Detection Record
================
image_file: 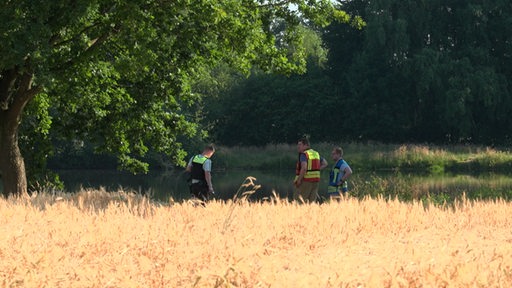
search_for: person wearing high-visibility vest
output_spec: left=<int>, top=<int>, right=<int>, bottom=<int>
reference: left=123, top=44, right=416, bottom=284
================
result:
left=327, top=146, right=352, bottom=199
left=185, top=144, right=215, bottom=202
left=293, top=137, right=328, bottom=203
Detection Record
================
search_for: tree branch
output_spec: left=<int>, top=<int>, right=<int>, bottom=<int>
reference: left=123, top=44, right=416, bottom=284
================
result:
left=12, top=75, right=40, bottom=111
left=51, top=25, right=116, bottom=72
left=50, top=3, right=118, bottom=47
left=0, top=68, right=18, bottom=111
left=257, top=0, right=294, bottom=8
left=7, top=58, right=42, bottom=125
left=50, top=22, right=103, bottom=47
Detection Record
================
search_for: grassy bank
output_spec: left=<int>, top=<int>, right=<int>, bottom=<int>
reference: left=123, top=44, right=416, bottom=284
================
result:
left=213, top=142, right=512, bottom=173
left=2, top=189, right=511, bottom=287
left=346, top=173, right=512, bottom=204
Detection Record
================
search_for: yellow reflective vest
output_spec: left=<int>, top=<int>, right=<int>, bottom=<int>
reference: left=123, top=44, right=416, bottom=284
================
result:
left=295, top=149, right=321, bottom=182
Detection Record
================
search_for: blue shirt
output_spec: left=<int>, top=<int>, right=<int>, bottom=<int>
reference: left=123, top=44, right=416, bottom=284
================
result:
left=332, top=159, right=350, bottom=184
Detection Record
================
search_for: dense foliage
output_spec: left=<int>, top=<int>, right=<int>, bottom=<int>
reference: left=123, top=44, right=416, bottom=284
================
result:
left=207, top=0, right=512, bottom=146
left=3, top=0, right=512, bottom=195
left=0, top=0, right=344, bottom=195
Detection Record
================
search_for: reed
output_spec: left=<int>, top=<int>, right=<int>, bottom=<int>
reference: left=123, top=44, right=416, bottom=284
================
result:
left=222, top=176, right=260, bottom=234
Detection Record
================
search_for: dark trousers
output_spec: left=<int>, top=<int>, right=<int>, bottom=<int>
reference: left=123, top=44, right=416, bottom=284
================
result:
left=189, top=182, right=209, bottom=201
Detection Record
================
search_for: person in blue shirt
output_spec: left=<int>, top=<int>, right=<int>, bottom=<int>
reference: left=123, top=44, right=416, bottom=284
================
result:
left=327, top=146, right=352, bottom=199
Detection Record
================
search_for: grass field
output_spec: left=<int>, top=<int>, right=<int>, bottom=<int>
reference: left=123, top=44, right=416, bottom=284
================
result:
left=214, top=142, right=512, bottom=173
left=1, top=185, right=511, bottom=288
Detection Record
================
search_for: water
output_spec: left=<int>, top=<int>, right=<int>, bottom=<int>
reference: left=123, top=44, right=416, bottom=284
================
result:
left=54, top=169, right=298, bottom=201
left=53, top=169, right=512, bottom=202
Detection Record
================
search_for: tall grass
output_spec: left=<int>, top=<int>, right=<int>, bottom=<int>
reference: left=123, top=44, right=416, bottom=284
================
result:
left=214, top=142, right=512, bottom=172
left=1, top=186, right=511, bottom=287
left=346, top=173, right=512, bottom=204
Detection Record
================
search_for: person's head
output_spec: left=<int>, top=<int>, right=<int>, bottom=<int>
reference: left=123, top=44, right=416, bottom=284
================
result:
left=331, top=146, right=343, bottom=161
left=202, top=144, right=215, bottom=158
left=297, top=137, right=310, bottom=153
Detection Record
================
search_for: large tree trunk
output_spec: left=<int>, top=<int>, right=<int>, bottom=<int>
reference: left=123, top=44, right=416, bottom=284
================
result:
left=0, top=114, right=27, bottom=197
left=0, top=67, right=40, bottom=197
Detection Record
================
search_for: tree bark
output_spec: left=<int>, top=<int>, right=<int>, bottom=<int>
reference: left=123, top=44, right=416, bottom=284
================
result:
left=0, top=113, right=27, bottom=197
left=0, top=67, right=40, bottom=197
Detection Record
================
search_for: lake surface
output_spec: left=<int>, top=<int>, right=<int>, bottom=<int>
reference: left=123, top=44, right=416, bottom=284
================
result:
left=52, top=169, right=512, bottom=202
left=54, top=169, right=298, bottom=201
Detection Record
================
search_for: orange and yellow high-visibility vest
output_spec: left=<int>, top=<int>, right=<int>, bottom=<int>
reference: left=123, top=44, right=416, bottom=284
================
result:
left=295, top=149, right=321, bottom=182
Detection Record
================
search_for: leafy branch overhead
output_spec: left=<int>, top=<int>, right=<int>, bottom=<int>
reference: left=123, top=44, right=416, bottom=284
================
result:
left=0, top=0, right=347, bottom=196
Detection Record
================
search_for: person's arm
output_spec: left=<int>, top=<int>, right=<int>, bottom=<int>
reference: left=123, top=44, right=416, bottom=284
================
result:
left=294, top=161, right=308, bottom=187
left=339, top=166, right=352, bottom=184
left=205, top=171, right=214, bottom=192
left=203, top=159, right=214, bottom=192
left=320, top=157, right=328, bottom=170
left=185, top=157, right=193, bottom=172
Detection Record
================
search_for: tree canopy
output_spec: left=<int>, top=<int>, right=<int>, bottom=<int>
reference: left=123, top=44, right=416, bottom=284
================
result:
left=206, top=0, right=512, bottom=147
left=0, top=0, right=345, bottom=196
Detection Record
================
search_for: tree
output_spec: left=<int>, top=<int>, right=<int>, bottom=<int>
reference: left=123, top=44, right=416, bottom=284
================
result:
left=204, top=26, right=337, bottom=145
left=0, top=0, right=345, bottom=196
left=322, top=0, right=512, bottom=144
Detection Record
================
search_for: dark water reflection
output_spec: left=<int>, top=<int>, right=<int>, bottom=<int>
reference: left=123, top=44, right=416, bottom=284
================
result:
left=55, top=169, right=297, bottom=202
left=54, top=169, right=512, bottom=202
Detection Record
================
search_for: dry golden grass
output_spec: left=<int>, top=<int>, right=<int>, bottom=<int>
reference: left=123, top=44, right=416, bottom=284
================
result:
left=1, top=189, right=511, bottom=287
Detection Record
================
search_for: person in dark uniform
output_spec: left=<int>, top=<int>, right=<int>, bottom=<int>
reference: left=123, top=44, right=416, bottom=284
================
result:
left=185, top=144, right=215, bottom=201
